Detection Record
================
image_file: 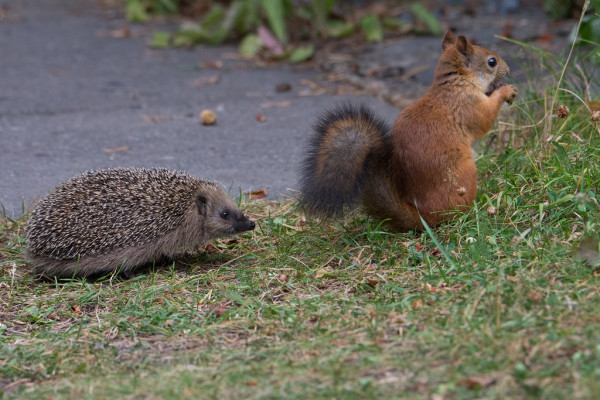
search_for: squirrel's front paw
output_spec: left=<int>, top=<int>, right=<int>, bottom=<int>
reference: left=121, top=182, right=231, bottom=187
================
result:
left=500, top=84, right=518, bottom=105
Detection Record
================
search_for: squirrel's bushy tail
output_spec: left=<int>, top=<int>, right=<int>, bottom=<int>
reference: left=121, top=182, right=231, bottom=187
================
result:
left=299, top=103, right=392, bottom=216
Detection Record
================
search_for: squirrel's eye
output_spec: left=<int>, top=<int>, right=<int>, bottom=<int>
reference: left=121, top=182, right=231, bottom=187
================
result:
left=488, top=58, right=497, bottom=67
left=220, top=211, right=229, bottom=219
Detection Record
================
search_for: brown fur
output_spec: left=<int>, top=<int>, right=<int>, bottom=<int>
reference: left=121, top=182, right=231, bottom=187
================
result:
left=300, top=31, right=517, bottom=230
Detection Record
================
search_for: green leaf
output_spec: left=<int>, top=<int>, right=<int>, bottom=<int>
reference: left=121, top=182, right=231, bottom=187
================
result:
left=202, top=4, right=225, bottom=29
left=238, top=0, right=261, bottom=32
left=239, top=33, right=262, bottom=57
left=327, top=20, right=355, bottom=39
left=311, top=0, right=335, bottom=36
left=126, top=0, right=149, bottom=23
left=382, top=17, right=411, bottom=31
left=360, top=14, right=383, bottom=42
left=153, top=0, right=178, bottom=14
left=177, top=22, right=208, bottom=42
left=419, top=215, right=458, bottom=282
left=262, top=0, right=288, bottom=45
left=289, top=45, right=314, bottom=63
left=210, top=1, right=244, bottom=44
left=149, top=31, right=171, bottom=48
left=172, top=34, right=194, bottom=47
left=410, top=3, right=442, bottom=35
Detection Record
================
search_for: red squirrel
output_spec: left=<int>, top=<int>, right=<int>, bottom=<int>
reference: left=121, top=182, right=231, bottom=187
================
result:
left=300, top=30, right=518, bottom=230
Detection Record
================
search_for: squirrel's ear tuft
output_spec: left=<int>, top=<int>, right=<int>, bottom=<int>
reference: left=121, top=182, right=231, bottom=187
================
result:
left=442, top=30, right=457, bottom=50
left=455, top=35, right=474, bottom=59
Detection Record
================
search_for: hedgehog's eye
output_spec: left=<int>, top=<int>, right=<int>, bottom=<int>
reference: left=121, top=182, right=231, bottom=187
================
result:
left=220, top=211, right=229, bottom=219
left=488, top=57, right=497, bottom=68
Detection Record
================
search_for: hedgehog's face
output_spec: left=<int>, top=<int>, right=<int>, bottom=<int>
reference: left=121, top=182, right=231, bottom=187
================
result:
left=196, top=192, right=255, bottom=237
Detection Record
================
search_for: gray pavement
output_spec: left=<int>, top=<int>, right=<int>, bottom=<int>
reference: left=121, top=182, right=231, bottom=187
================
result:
left=0, top=0, right=400, bottom=217
left=0, top=0, right=567, bottom=218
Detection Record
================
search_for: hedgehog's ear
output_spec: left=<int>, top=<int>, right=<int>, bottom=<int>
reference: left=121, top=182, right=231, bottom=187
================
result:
left=196, top=194, right=208, bottom=215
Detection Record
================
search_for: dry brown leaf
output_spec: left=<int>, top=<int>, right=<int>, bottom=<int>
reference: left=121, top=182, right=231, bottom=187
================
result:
left=104, top=145, right=130, bottom=153
left=366, top=277, right=379, bottom=287
left=110, top=25, right=131, bottom=38
left=458, top=374, right=497, bottom=390
left=315, top=268, right=328, bottom=279
left=142, top=115, right=170, bottom=124
left=275, top=83, right=292, bottom=92
left=556, top=105, right=569, bottom=118
left=201, top=60, right=223, bottom=69
left=260, top=100, right=291, bottom=108
left=247, top=189, right=267, bottom=199
left=191, top=75, right=221, bottom=89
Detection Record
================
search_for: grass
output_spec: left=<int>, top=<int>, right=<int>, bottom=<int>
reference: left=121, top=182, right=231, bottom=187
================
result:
left=3, top=27, right=600, bottom=400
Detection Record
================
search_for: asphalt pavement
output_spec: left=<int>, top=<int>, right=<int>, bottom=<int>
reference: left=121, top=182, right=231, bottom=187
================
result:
left=0, top=0, right=565, bottom=218
left=0, top=0, right=400, bottom=217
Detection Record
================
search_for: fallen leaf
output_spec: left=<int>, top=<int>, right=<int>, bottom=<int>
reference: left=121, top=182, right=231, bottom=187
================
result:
left=244, top=380, right=258, bottom=387
left=142, top=115, right=170, bottom=124
left=104, top=146, right=130, bottom=153
left=72, top=305, right=82, bottom=315
left=275, top=83, right=292, bottom=92
left=366, top=277, right=379, bottom=287
left=110, top=25, right=131, bottom=38
left=527, top=291, right=543, bottom=304
left=202, top=60, right=223, bottom=69
left=260, top=100, right=291, bottom=108
left=215, top=306, right=229, bottom=317
left=315, top=268, right=328, bottom=278
left=536, top=33, right=553, bottom=42
left=256, top=114, right=267, bottom=122
left=459, top=374, right=497, bottom=390
left=501, top=21, right=514, bottom=38
left=247, top=189, right=267, bottom=199
left=412, top=300, right=423, bottom=309
left=587, top=100, right=600, bottom=112
left=191, top=75, right=221, bottom=89
left=556, top=105, right=569, bottom=118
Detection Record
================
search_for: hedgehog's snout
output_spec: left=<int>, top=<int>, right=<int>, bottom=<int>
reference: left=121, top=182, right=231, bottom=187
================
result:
left=237, top=217, right=255, bottom=232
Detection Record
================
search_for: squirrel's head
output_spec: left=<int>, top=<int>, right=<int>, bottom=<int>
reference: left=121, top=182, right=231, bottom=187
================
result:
left=439, top=30, right=510, bottom=97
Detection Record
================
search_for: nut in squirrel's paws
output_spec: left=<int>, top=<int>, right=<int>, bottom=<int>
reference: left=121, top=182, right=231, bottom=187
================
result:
left=501, top=84, right=518, bottom=105
left=485, top=80, right=506, bottom=96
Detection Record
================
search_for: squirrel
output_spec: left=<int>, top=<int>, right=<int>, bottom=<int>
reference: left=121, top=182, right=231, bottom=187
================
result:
left=299, top=30, right=518, bottom=230
left=26, top=168, right=255, bottom=279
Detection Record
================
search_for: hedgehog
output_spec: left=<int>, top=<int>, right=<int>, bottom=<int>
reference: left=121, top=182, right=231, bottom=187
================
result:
left=25, top=167, right=255, bottom=279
